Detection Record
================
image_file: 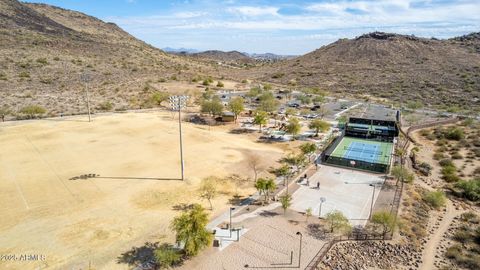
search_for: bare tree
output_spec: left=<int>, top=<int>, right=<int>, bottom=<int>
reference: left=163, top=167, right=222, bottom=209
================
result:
left=247, top=153, right=263, bottom=182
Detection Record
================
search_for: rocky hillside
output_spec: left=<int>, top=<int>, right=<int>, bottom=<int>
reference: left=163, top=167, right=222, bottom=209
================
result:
left=0, top=0, right=213, bottom=117
left=237, top=32, right=480, bottom=111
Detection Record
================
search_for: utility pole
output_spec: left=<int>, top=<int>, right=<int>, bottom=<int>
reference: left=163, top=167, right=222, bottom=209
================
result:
left=80, top=73, right=92, bottom=122
left=369, top=183, right=376, bottom=219
left=169, top=95, right=188, bottom=180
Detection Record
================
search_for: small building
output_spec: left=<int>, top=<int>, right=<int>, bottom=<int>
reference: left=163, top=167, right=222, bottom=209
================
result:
left=221, top=112, right=235, bottom=122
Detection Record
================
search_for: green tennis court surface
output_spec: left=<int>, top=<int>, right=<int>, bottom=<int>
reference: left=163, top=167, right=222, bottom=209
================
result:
left=331, top=137, right=393, bottom=165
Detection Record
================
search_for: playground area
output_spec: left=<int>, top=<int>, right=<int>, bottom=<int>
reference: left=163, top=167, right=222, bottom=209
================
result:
left=0, top=111, right=283, bottom=270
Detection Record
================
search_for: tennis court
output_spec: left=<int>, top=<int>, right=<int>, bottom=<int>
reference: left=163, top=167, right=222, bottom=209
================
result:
left=331, top=137, right=393, bottom=165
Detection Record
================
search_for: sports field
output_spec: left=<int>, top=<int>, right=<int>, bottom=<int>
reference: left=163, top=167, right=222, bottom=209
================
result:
left=331, top=137, right=393, bottom=165
left=0, top=111, right=283, bottom=270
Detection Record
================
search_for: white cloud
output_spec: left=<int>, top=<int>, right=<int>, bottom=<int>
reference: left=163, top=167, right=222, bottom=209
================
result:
left=172, top=11, right=208, bottom=18
left=227, top=6, right=279, bottom=16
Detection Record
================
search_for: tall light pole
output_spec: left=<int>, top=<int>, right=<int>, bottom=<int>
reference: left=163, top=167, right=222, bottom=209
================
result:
left=229, top=207, right=235, bottom=238
left=169, top=95, right=188, bottom=180
left=296, top=232, right=302, bottom=268
left=319, top=197, right=326, bottom=218
left=80, top=72, right=92, bottom=122
left=369, top=183, right=376, bottom=219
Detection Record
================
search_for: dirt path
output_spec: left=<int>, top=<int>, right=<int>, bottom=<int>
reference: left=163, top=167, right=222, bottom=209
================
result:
left=419, top=199, right=456, bottom=270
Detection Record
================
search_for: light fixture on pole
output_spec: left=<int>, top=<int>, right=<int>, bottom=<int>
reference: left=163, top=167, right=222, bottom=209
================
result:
left=229, top=207, right=235, bottom=239
left=296, top=232, right=302, bottom=267
left=319, top=197, right=326, bottom=218
left=80, top=72, right=92, bottom=122
left=369, top=183, right=376, bottom=219
left=169, top=95, right=188, bottom=180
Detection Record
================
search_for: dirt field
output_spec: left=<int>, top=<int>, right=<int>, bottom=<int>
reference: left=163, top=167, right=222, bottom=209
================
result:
left=0, top=111, right=284, bottom=270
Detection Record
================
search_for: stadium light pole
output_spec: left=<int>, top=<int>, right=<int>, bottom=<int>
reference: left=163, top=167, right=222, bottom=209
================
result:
left=169, top=95, right=188, bottom=180
left=80, top=72, right=92, bottom=122
left=369, top=183, right=376, bottom=219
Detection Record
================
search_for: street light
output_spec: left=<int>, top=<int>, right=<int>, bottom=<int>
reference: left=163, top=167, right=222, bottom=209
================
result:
left=229, top=207, right=235, bottom=238
left=319, top=197, right=326, bottom=218
left=369, top=183, right=376, bottom=219
left=296, top=232, right=302, bottom=268
left=169, top=95, right=188, bottom=180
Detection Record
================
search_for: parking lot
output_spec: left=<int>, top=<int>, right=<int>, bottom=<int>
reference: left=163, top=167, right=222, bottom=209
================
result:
left=290, top=165, right=386, bottom=226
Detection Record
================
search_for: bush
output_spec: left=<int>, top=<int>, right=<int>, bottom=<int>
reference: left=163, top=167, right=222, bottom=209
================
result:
left=439, top=159, right=454, bottom=167
left=19, top=105, right=46, bottom=119
left=97, top=101, right=113, bottom=111
left=445, top=127, right=465, bottom=141
left=452, top=153, right=463, bottom=159
left=18, top=71, right=30, bottom=78
left=423, top=190, right=446, bottom=209
left=216, top=81, right=224, bottom=87
left=455, top=179, right=480, bottom=201
left=154, top=243, right=183, bottom=268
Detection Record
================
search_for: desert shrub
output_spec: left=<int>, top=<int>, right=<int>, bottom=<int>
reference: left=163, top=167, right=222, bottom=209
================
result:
left=36, top=57, right=48, bottom=65
left=216, top=81, right=224, bottom=87
left=423, top=190, right=446, bottom=209
left=445, top=127, right=465, bottom=141
left=441, top=165, right=457, bottom=175
left=444, top=173, right=461, bottom=183
left=18, top=71, right=30, bottom=78
left=97, top=101, right=113, bottom=111
left=19, top=105, right=46, bottom=119
left=154, top=243, right=183, bottom=268
left=433, top=152, right=445, bottom=160
left=455, top=178, right=480, bottom=201
left=452, top=153, right=463, bottom=159
left=473, top=148, right=480, bottom=157
left=445, top=244, right=463, bottom=259
left=439, top=159, right=454, bottom=167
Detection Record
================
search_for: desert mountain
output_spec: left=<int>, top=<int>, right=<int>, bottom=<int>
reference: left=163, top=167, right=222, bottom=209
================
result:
left=190, top=50, right=254, bottom=64
left=0, top=0, right=213, bottom=116
left=236, top=32, right=480, bottom=111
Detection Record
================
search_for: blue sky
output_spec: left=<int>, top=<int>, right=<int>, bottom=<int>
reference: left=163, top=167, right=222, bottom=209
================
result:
left=24, top=0, right=480, bottom=55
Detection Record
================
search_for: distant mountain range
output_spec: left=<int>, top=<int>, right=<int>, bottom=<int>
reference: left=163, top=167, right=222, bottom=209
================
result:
left=163, top=47, right=296, bottom=62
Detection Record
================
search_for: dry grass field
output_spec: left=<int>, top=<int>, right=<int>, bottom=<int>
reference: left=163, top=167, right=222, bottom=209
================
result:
left=0, top=111, right=283, bottom=270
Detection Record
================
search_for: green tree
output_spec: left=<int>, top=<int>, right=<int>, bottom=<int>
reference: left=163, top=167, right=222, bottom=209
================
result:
left=150, top=91, right=170, bottom=106
left=199, top=177, right=217, bottom=210
left=309, top=119, right=330, bottom=136
left=258, top=92, right=280, bottom=113
left=279, top=194, right=292, bottom=215
left=201, top=97, right=223, bottom=116
left=154, top=243, right=183, bottom=269
left=227, top=97, right=244, bottom=122
left=391, top=165, right=414, bottom=183
left=286, top=117, right=301, bottom=139
left=300, top=142, right=317, bottom=156
left=170, top=204, right=213, bottom=257
left=19, top=105, right=46, bottom=119
left=253, top=111, right=268, bottom=132
left=255, top=178, right=276, bottom=204
left=281, top=153, right=307, bottom=168
left=371, top=211, right=396, bottom=237
left=325, top=210, right=351, bottom=233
